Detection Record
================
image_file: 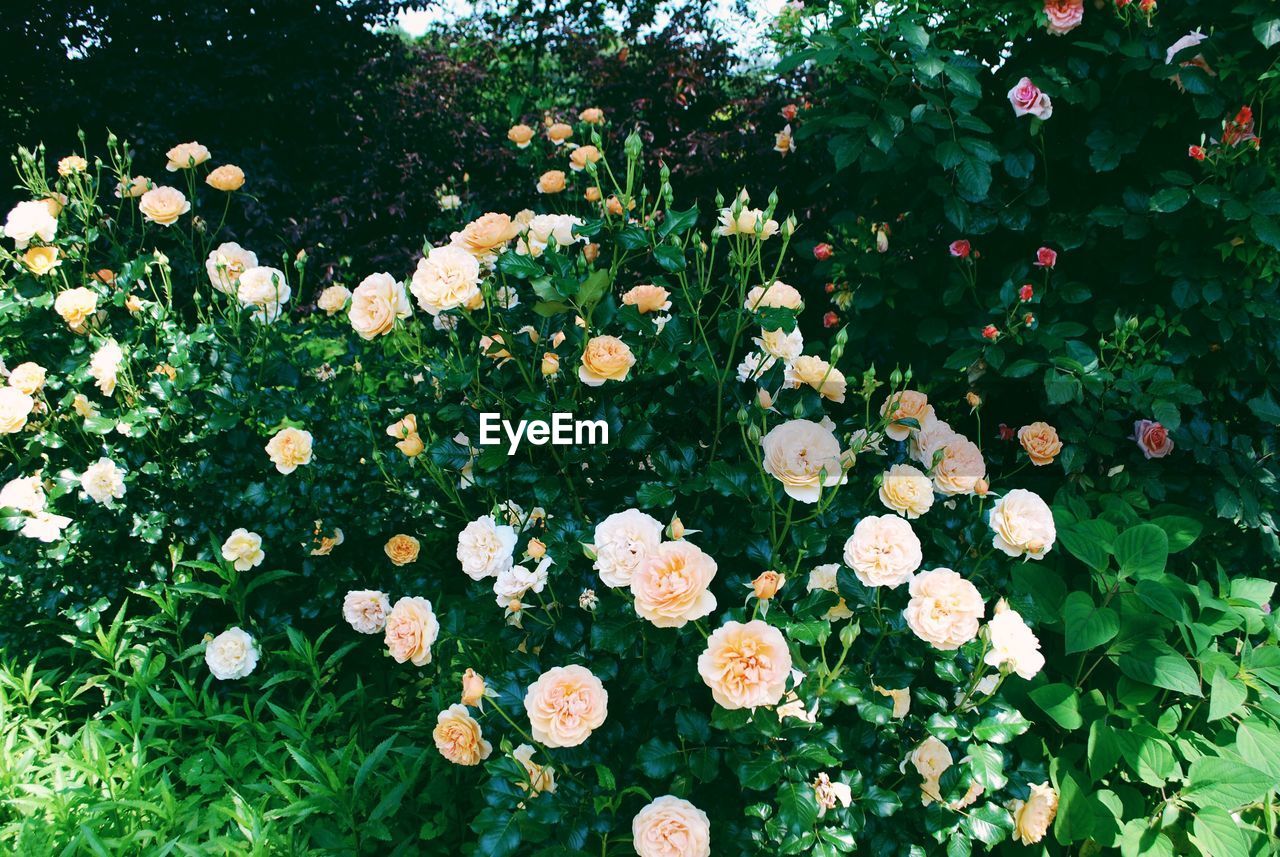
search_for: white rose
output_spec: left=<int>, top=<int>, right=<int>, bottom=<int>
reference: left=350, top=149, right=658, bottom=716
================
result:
left=4, top=200, right=57, bottom=249
left=989, top=488, right=1056, bottom=559
left=457, top=514, right=518, bottom=580
left=842, top=515, right=922, bottom=589
left=517, top=214, right=586, bottom=257
left=0, top=475, right=45, bottom=513
left=494, top=558, right=550, bottom=607
left=343, top=589, right=391, bottom=634
left=904, top=568, right=985, bottom=651
left=761, top=419, right=846, bottom=503
left=79, top=458, right=126, bottom=505
left=409, top=246, right=483, bottom=316
left=88, top=340, right=124, bottom=397
left=984, top=599, right=1045, bottom=680
left=21, top=511, right=71, bottom=542
left=591, top=508, right=663, bottom=588
left=205, top=627, right=259, bottom=680
left=237, top=266, right=292, bottom=323
left=0, top=387, right=34, bottom=434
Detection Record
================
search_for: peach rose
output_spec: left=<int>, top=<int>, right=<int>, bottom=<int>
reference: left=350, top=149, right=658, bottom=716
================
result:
left=1044, top=0, right=1084, bottom=36
left=622, top=285, right=672, bottom=314
left=842, top=515, right=922, bottom=589
left=54, top=287, right=98, bottom=332
left=784, top=355, right=846, bottom=403
left=1018, top=421, right=1062, bottom=465
left=138, top=186, right=190, bottom=226
left=115, top=176, right=150, bottom=199
left=878, top=463, right=934, bottom=519
left=744, top=280, right=803, bottom=311
left=386, top=414, right=424, bottom=457
left=752, top=570, right=785, bottom=601
left=1010, top=782, right=1059, bottom=844
left=760, top=419, right=846, bottom=503
left=206, top=164, right=245, bottom=191
left=989, top=488, right=1056, bottom=560
left=385, top=533, right=421, bottom=566
left=904, top=568, right=984, bottom=651
left=579, top=107, right=604, bottom=124
left=547, top=122, right=573, bottom=145
left=569, top=145, right=601, bottom=172
left=542, top=352, right=560, bottom=377
left=875, top=685, right=911, bottom=718
left=265, top=426, right=312, bottom=474
left=881, top=390, right=934, bottom=441
left=57, top=155, right=87, bottom=176
left=631, top=795, right=711, bottom=857
left=349, top=272, right=412, bottom=340
left=507, top=124, right=535, bottom=148
left=433, top=703, right=492, bottom=766
left=585, top=186, right=602, bottom=203
left=523, top=664, right=608, bottom=747
left=461, top=668, right=487, bottom=706
left=537, top=169, right=567, bottom=194
left=631, top=540, right=719, bottom=628
left=0, top=388, right=34, bottom=434
left=21, top=246, right=60, bottom=277
left=697, top=619, right=792, bottom=709
left=8, top=362, right=46, bottom=395
left=384, top=596, right=440, bottom=666
left=450, top=212, right=521, bottom=260
left=317, top=284, right=351, bottom=315
left=165, top=141, right=211, bottom=171
left=930, top=436, right=987, bottom=497
left=579, top=335, right=635, bottom=386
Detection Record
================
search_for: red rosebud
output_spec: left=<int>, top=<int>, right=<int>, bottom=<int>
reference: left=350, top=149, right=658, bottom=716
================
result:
left=1023, top=312, right=1036, bottom=326
left=949, top=239, right=971, bottom=259
left=1034, top=246, right=1057, bottom=268
left=824, top=282, right=836, bottom=294
left=1019, top=283, right=1034, bottom=301
left=781, top=103, right=799, bottom=121
left=981, top=324, right=999, bottom=341
left=997, top=423, right=1016, bottom=442
left=1235, top=106, right=1254, bottom=127
left=813, top=242, right=833, bottom=261
left=1139, top=0, right=1155, bottom=11
left=823, top=311, right=840, bottom=328
left=1115, top=0, right=1131, bottom=6
left=1188, top=145, right=1206, bottom=161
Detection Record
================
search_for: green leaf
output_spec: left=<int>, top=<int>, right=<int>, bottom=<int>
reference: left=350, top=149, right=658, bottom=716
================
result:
left=1113, top=524, right=1168, bottom=579
left=1236, top=720, right=1280, bottom=779
left=1207, top=670, right=1247, bottom=722
left=575, top=269, right=611, bottom=307
left=1255, top=19, right=1280, bottom=49
left=1118, top=642, right=1201, bottom=696
left=964, top=744, right=1007, bottom=790
left=658, top=205, right=699, bottom=238
left=776, top=780, right=819, bottom=831
left=1253, top=214, right=1280, bottom=250
left=1149, top=515, right=1202, bottom=552
left=736, top=755, right=783, bottom=790
left=971, top=709, right=1032, bottom=744
left=635, top=737, right=682, bottom=778
left=1150, top=187, right=1189, bottom=213
left=1061, top=592, right=1119, bottom=654
left=1029, top=683, right=1083, bottom=730
left=1057, top=519, right=1113, bottom=571
left=1191, top=807, right=1247, bottom=857
left=1184, top=757, right=1275, bottom=808
left=496, top=252, right=543, bottom=279
left=653, top=244, right=687, bottom=272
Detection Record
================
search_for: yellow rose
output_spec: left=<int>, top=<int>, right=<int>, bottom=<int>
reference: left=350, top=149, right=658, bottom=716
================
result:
left=1018, top=421, right=1063, bottom=466
left=450, top=212, right=521, bottom=260
left=386, top=414, right=424, bottom=457
left=384, top=595, right=439, bottom=666
left=785, top=355, right=847, bottom=403
left=264, top=426, right=313, bottom=474
left=585, top=186, right=602, bottom=203
left=507, top=124, right=535, bottom=147
left=54, top=287, right=98, bottom=332
left=696, top=619, right=792, bottom=709
left=874, top=685, right=911, bottom=718
left=432, top=703, right=492, bottom=766
left=57, top=155, right=87, bottom=176
left=523, top=665, right=608, bottom=747
left=632, top=796, right=711, bottom=857
left=537, top=169, right=567, bottom=194
left=138, top=186, right=191, bottom=226
left=21, top=246, right=60, bottom=277
left=621, top=285, right=671, bottom=314
left=880, top=389, right=934, bottom=441
left=513, top=744, right=557, bottom=795
left=165, top=141, right=211, bottom=171
left=8, top=362, right=46, bottom=395
left=541, top=352, right=560, bottom=377
left=579, top=335, right=635, bottom=386
left=568, top=145, right=601, bottom=172
left=206, top=164, right=245, bottom=191
left=631, top=541, right=718, bottom=628
left=384, top=533, right=421, bottom=566
left=72, top=393, right=97, bottom=418
left=579, top=107, right=605, bottom=125
left=0, top=388, right=34, bottom=434
left=1010, top=782, right=1058, bottom=844
left=547, top=122, right=573, bottom=145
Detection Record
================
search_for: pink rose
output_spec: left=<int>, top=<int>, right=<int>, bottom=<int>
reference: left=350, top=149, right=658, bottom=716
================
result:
left=1133, top=420, right=1174, bottom=459
left=1034, top=246, right=1058, bottom=268
left=1007, top=78, right=1053, bottom=120
left=949, top=239, right=971, bottom=259
left=1044, top=0, right=1084, bottom=35
left=813, top=242, right=833, bottom=261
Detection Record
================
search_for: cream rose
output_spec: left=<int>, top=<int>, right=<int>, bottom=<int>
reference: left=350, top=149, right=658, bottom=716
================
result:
left=878, top=463, right=934, bottom=519
left=1018, top=421, right=1062, bottom=466
left=754, top=327, right=803, bottom=362
left=221, top=528, right=265, bottom=571
left=523, top=664, right=608, bottom=748
left=138, top=186, right=190, bottom=226
left=115, top=176, right=150, bottom=199
left=342, top=589, right=390, bottom=634
left=697, top=619, right=792, bottom=710
left=433, top=703, right=492, bottom=766
left=384, top=533, right=421, bottom=566
left=0, top=475, right=45, bottom=513
left=910, top=736, right=953, bottom=805
left=760, top=419, right=846, bottom=503
left=384, top=596, right=440, bottom=666
left=265, top=427, right=312, bottom=474
left=451, top=212, right=521, bottom=260
left=0, top=387, right=34, bottom=434
left=931, top=436, right=986, bottom=496
left=631, top=540, right=718, bottom=628
left=8, top=362, right=46, bottom=395
left=806, top=563, right=854, bottom=620
left=165, top=141, right=211, bottom=171
left=1010, top=782, right=1059, bottom=844
left=88, top=340, right=124, bottom=396
left=744, top=280, right=802, bottom=311
left=518, top=213, right=586, bottom=257
left=349, top=272, right=412, bottom=339
left=205, top=243, right=258, bottom=294
left=410, top=246, right=483, bottom=316
left=21, top=511, right=71, bottom=543
left=881, top=390, right=934, bottom=442
left=717, top=205, right=778, bottom=239
left=989, top=488, right=1056, bottom=560
left=579, top=335, right=635, bottom=386
left=592, top=508, right=663, bottom=588
left=784, top=355, right=846, bottom=403
left=984, top=599, right=1045, bottom=680
left=622, top=284, right=672, bottom=314
left=4, top=200, right=57, bottom=248
left=457, top=515, right=518, bottom=580
left=631, top=795, right=711, bottom=857
left=842, top=515, right=922, bottom=589
left=80, top=458, right=126, bottom=505
left=206, top=164, right=245, bottom=191
left=513, top=743, right=557, bottom=795
left=237, top=266, right=292, bottom=323
left=205, top=627, right=258, bottom=680
left=904, top=568, right=985, bottom=651
left=316, top=284, right=351, bottom=315
left=875, top=685, right=911, bottom=718
left=54, top=287, right=98, bottom=333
